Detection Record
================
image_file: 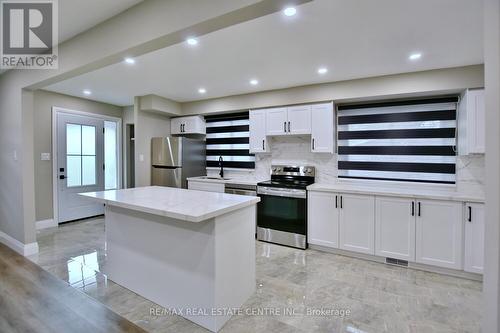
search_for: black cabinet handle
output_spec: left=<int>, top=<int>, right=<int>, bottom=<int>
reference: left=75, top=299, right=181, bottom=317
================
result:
left=180, top=124, right=182, bottom=132
left=335, top=195, right=338, bottom=208
left=262, top=139, right=265, bottom=150
left=284, top=122, right=287, bottom=133
left=411, top=201, right=415, bottom=216
left=418, top=202, right=421, bottom=217
left=312, top=138, right=315, bottom=150
left=340, top=196, right=343, bottom=209
left=288, top=121, right=291, bottom=132
left=468, top=206, right=472, bottom=222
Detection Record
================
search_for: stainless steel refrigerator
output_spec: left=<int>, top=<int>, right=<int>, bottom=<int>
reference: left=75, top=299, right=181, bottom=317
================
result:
left=151, top=137, right=205, bottom=188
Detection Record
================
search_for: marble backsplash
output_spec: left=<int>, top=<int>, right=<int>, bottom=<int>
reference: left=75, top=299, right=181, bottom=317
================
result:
left=208, top=136, right=485, bottom=196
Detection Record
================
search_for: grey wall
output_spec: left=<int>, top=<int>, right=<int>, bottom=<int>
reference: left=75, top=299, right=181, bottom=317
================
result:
left=0, top=0, right=263, bottom=245
left=33, top=90, right=123, bottom=221
left=181, top=65, right=484, bottom=115
left=134, top=98, right=172, bottom=187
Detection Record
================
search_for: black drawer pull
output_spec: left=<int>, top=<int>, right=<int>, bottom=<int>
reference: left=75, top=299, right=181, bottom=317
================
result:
left=468, top=206, right=472, bottom=222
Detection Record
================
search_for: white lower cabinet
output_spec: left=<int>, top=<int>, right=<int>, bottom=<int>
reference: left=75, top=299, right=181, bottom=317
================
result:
left=415, top=200, right=463, bottom=270
left=464, top=203, right=485, bottom=274
left=308, top=191, right=339, bottom=248
left=308, top=190, right=480, bottom=272
left=338, top=194, right=375, bottom=255
left=187, top=180, right=224, bottom=193
left=375, top=196, right=416, bottom=261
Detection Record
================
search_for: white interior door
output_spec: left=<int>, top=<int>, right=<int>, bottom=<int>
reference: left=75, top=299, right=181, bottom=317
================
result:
left=57, top=113, right=105, bottom=223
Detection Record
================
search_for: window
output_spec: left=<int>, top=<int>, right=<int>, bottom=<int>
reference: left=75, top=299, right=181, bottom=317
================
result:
left=66, top=123, right=96, bottom=187
left=337, top=97, right=458, bottom=184
left=205, top=112, right=255, bottom=169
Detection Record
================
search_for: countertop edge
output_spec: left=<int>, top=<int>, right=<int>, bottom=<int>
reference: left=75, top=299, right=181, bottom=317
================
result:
left=78, top=192, right=260, bottom=222
left=307, top=184, right=485, bottom=203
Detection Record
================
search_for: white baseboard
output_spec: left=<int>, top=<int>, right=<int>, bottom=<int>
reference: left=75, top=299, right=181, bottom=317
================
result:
left=0, top=230, right=39, bottom=256
left=36, top=218, right=58, bottom=230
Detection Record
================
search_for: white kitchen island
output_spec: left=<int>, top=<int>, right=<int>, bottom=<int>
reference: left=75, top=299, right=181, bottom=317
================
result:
left=79, top=186, right=260, bottom=332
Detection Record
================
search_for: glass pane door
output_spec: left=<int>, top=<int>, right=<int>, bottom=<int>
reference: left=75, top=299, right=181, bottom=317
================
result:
left=66, top=124, right=97, bottom=187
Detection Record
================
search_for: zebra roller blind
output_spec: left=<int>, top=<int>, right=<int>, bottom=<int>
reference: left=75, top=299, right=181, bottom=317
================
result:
left=337, top=97, right=458, bottom=184
left=205, top=112, right=255, bottom=169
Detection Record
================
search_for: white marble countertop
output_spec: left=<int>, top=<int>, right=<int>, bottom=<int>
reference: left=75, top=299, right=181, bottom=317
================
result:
left=187, top=176, right=267, bottom=186
left=79, top=186, right=260, bottom=222
left=307, top=183, right=485, bottom=203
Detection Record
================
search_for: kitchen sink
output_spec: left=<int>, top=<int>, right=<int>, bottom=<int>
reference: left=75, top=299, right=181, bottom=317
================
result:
left=199, top=176, right=231, bottom=180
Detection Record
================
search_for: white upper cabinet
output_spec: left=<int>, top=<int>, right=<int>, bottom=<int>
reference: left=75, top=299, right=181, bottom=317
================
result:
left=287, top=105, right=312, bottom=134
left=249, top=109, right=269, bottom=153
left=308, top=191, right=339, bottom=248
left=415, top=199, right=463, bottom=270
left=311, top=103, right=334, bottom=153
left=464, top=202, right=485, bottom=274
left=458, top=89, right=485, bottom=155
left=265, top=108, right=288, bottom=135
left=338, top=193, right=375, bottom=255
left=265, top=106, right=312, bottom=136
left=375, top=196, right=416, bottom=261
left=171, top=116, right=206, bottom=135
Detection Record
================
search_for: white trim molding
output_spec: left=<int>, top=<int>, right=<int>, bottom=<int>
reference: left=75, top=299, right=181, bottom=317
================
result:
left=36, top=219, right=58, bottom=230
left=0, top=230, right=39, bottom=256
left=52, top=106, right=123, bottom=224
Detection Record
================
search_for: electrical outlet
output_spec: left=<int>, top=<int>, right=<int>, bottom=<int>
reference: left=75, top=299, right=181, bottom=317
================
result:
left=41, top=153, right=51, bottom=161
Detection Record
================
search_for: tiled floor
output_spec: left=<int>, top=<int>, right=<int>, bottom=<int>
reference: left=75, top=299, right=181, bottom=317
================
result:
left=29, top=217, right=482, bottom=333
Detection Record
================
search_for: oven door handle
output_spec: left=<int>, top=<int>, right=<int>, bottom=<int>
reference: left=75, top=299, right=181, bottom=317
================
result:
left=257, top=187, right=307, bottom=199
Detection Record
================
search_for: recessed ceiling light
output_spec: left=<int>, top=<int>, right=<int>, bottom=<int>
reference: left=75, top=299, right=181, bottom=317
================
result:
left=409, top=53, right=422, bottom=60
left=318, top=67, right=328, bottom=74
left=83, top=90, right=92, bottom=95
left=186, top=38, right=198, bottom=46
left=198, top=88, right=206, bottom=94
left=250, top=79, right=259, bottom=86
left=283, top=7, right=297, bottom=16
left=124, top=57, right=135, bottom=64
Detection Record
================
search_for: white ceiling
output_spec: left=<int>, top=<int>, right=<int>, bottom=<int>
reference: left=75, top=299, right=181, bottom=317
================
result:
left=45, top=0, right=483, bottom=106
left=58, top=0, right=143, bottom=43
left=0, top=0, right=142, bottom=75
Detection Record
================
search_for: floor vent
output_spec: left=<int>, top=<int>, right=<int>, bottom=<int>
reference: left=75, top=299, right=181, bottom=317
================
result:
left=385, top=258, right=409, bottom=267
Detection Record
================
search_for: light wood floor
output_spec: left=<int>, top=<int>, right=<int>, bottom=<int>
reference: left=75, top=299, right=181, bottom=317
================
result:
left=0, top=243, right=146, bottom=333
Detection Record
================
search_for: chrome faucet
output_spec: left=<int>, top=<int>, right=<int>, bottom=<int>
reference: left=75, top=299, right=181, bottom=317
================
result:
left=219, top=156, right=224, bottom=178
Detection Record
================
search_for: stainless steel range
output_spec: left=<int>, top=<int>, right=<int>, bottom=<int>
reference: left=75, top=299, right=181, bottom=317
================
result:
left=256, top=165, right=315, bottom=249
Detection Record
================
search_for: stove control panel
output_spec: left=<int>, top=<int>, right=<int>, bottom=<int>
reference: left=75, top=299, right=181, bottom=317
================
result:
left=270, top=165, right=315, bottom=177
